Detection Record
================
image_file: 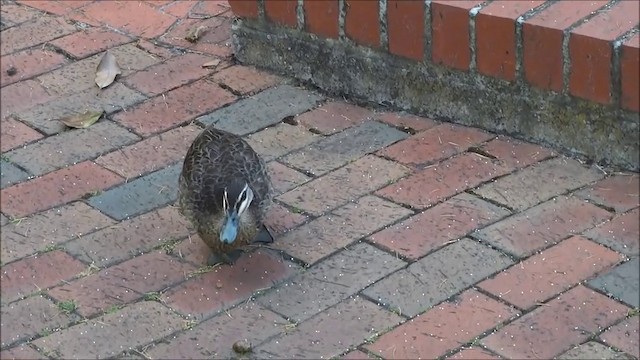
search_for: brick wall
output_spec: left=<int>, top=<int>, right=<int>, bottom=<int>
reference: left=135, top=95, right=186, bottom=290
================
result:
left=229, top=0, right=639, bottom=113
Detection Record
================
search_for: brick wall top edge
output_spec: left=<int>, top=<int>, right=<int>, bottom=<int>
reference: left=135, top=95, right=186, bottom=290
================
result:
left=571, top=1, right=640, bottom=40
left=478, top=0, right=548, bottom=19
left=525, top=1, right=609, bottom=30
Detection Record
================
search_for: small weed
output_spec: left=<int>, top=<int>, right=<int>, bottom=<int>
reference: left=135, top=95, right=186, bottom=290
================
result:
left=143, top=291, right=163, bottom=302
left=81, top=190, right=102, bottom=199
left=0, top=154, right=11, bottom=162
left=187, top=264, right=219, bottom=278
left=156, top=238, right=181, bottom=255
left=57, top=300, right=77, bottom=314
left=628, top=307, right=639, bottom=317
left=41, top=243, right=61, bottom=253
left=77, top=263, right=100, bottom=278
left=183, top=319, right=197, bottom=330
left=289, top=206, right=304, bottom=214
left=105, top=304, right=123, bottom=314
left=10, top=217, right=27, bottom=225
left=39, top=327, right=52, bottom=337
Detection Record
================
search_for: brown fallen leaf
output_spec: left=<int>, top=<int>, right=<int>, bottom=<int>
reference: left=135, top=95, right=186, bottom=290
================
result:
left=60, top=110, right=103, bottom=129
left=202, top=59, right=221, bottom=68
left=185, top=25, right=207, bottom=43
left=232, top=340, right=252, bottom=354
left=95, top=51, right=121, bottom=89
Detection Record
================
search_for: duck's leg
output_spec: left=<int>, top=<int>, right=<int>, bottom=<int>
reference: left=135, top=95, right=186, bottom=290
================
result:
left=251, top=225, right=274, bottom=244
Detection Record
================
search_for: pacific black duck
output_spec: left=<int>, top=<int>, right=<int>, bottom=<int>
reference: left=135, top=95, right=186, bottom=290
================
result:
left=177, top=126, right=273, bottom=265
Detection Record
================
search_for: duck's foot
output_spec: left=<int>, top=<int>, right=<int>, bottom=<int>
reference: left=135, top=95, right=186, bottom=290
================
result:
left=207, top=249, right=244, bottom=266
left=251, top=225, right=274, bottom=244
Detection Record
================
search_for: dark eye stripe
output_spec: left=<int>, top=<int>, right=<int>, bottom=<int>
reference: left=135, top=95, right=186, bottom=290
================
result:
left=235, top=188, right=248, bottom=210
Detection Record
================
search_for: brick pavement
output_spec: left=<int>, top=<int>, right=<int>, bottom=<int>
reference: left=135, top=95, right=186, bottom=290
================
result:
left=0, top=1, right=639, bottom=359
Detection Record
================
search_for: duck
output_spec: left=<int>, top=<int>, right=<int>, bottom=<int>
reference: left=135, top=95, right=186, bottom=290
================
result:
left=177, top=125, right=273, bottom=265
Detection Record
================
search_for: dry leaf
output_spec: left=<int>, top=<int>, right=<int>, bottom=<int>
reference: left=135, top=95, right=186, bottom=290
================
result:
left=95, top=51, right=121, bottom=89
left=185, top=25, right=207, bottom=43
left=60, top=110, right=103, bottom=129
left=202, top=59, right=221, bottom=68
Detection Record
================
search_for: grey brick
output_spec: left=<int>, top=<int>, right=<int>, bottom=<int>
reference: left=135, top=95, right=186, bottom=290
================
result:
left=588, top=257, right=639, bottom=308
left=282, top=121, right=408, bottom=176
left=1, top=214, right=8, bottom=226
left=1, top=160, right=30, bottom=189
left=87, top=163, right=181, bottom=220
left=557, top=341, right=634, bottom=360
left=15, top=83, right=147, bottom=135
left=362, top=238, right=513, bottom=318
left=6, top=121, right=139, bottom=176
left=196, top=85, right=324, bottom=135
left=258, top=242, right=406, bottom=323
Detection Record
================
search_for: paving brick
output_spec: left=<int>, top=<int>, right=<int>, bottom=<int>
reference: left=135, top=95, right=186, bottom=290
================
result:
left=64, top=206, right=191, bottom=267
left=165, top=250, right=299, bottom=319
left=115, top=79, right=235, bottom=137
left=1, top=295, right=77, bottom=348
left=32, top=301, right=184, bottom=359
left=474, top=157, right=604, bottom=211
left=363, top=238, right=512, bottom=318
left=145, top=302, right=285, bottom=359
left=474, top=196, right=612, bottom=258
left=0, top=161, right=123, bottom=218
left=15, top=82, right=147, bottom=135
left=157, top=16, right=233, bottom=56
left=254, top=296, right=403, bottom=359
left=1, top=213, right=8, bottom=226
left=123, top=53, right=214, bottom=96
left=378, top=123, right=494, bottom=167
left=576, top=174, right=640, bottom=213
left=6, top=121, right=139, bottom=176
left=365, top=289, right=518, bottom=359
left=0, top=49, right=68, bottom=86
left=0, top=15, right=76, bottom=55
left=50, top=27, right=133, bottom=59
left=588, top=257, right=639, bottom=308
left=0, top=160, right=30, bottom=190
left=49, top=251, right=195, bottom=318
left=88, top=163, right=181, bottom=220
left=15, top=0, right=89, bottom=15
left=479, top=235, right=623, bottom=310
left=80, top=0, right=176, bottom=38
left=266, top=161, right=311, bottom=195
left=482, top=285, right=629, bottom=359
left=0, top=4, right=43, bottom=27
left=283, top=121, right=408, bottom=176
left=160, top=0, right=196, bottom=17
left=377, top=152, right=510, bottom=210
left=477, top=136, right=556, bottom=169
left=197, top=85, right=324, bottom=135
left=264, top=203, right=308, bottom=236
left=342, top=350, right=374, bottom=359
left=245, top=123, right=321, bottom=162
left=190, top=0, right=230, bottom=17
left=584, top=208, right=640, bottom=257
left=295, top=101, right=374, bottom=135
left=275, top=196, right=412, bottom=265
left=600, top=317, right=640, bottom=358
left=557, top=341, right=635, bottom=360
left=0, top=344, right=44, bottom=360
left=0, top=250, right=86, bottom=304
left=0, top=202, right=115, bottom=265
left=374, top=111, right=438, bottom=133
left=369, top=193, right=510, bottom=260
left=258, top=242, right=406, bottom=323
left=278, top=155, right=410, bottom=216
left=134, top=39, right=180, bottom=60
left=447, top=347, right=501, bottom=359
left=0, top=81, right=53, bottom=120
left=211, top=65, right=282, bottom=95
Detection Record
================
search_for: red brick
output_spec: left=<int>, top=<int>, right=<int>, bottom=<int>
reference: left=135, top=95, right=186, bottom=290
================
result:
left=600, top=316, right=640, bottom=358
left=0, top=202, right=115, bottom=265
left=146, top=0, right=175, bottom=7
left=375, top=111, right=438, bottom=132
left=479, top=235, right=623, bottom=310
left=171, top=233, right=209, bottom=266
left=342, top=350, right=374, bottom=359
left=483, top=285, right=628, bottom=359
left=0, top=81, right=53, bottom=121
left=448, top=347, right=500, bottom=359
left=0, top=15, right=76, bottom=56
left=0, top=49, right=68, bottom=86
left=296, top=101, right=374, bottom=135
left=210, top=65, right=281, bottom=95
left=569, top=1, right=640, bottom=104
left=264, top=203, right=308, bottom=235
left=165, top=250, right=298, bottom=319
left=304, top=0, right=339, bottom=39
left=50, top=28, right=133, bottom=59
left=431, top=1, right=482, bottom=70
left=476, top=136, right=555, bottom=170
left=161, top=0, right=197, bottom=18
left=523, top=1, right=608, bottom=91
left=114, top=79, right=235, bottom=137
left=365, top=289, right=519, bottom=359
left=621, top=33, right=639, bottom=112
left=378, top=123, right=494, bottom=167
left=345, top=0, right=380, bottom=48
left=0, top=117, right=43, bottom=153
left=387, top=0, right=424, bottom=60
left=476, top=1, right=546, bottom=81
left=584, top=208, right=640, bottom=257
left=265, top=0, right=297, bottom=28
left=0, top=250, right=86, bottom=303
left=0, top=344, right=44, bottom=360
left=190, top=1, right=231, bottom=17
left=474, top=196, right=612, bottom=258
left=134, top=39, right=178, bottom=60
left=15, top=0, right=89, bottom=15
left=377, top=152, right=510, bottom=209
left=0, top=162, right=123, bottom=218
left=0, top=4, right=43, bottom=26
left=49, top=252, right=196, bottom=317
left=370, top=193, right=510, bottom=260
left=246, top=123, right=320, bottom=162
left=95, top=125, right=201, bottom=179
left=229, top=0, right=259, bottom=19
left=266, top=161, right=311, bottom=195
left=576, top=173, right=640, bottom=213
left=157, top=16, right=233, bottom=56
left=275, top=196, right=412, bottom=265
left=81, top=1, right=177, bottom=38
left=124, top=53, right=215, bottom=96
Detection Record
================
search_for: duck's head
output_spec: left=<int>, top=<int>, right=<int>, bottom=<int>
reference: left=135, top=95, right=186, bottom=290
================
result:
left=220, top=181, right=254, bottom=244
